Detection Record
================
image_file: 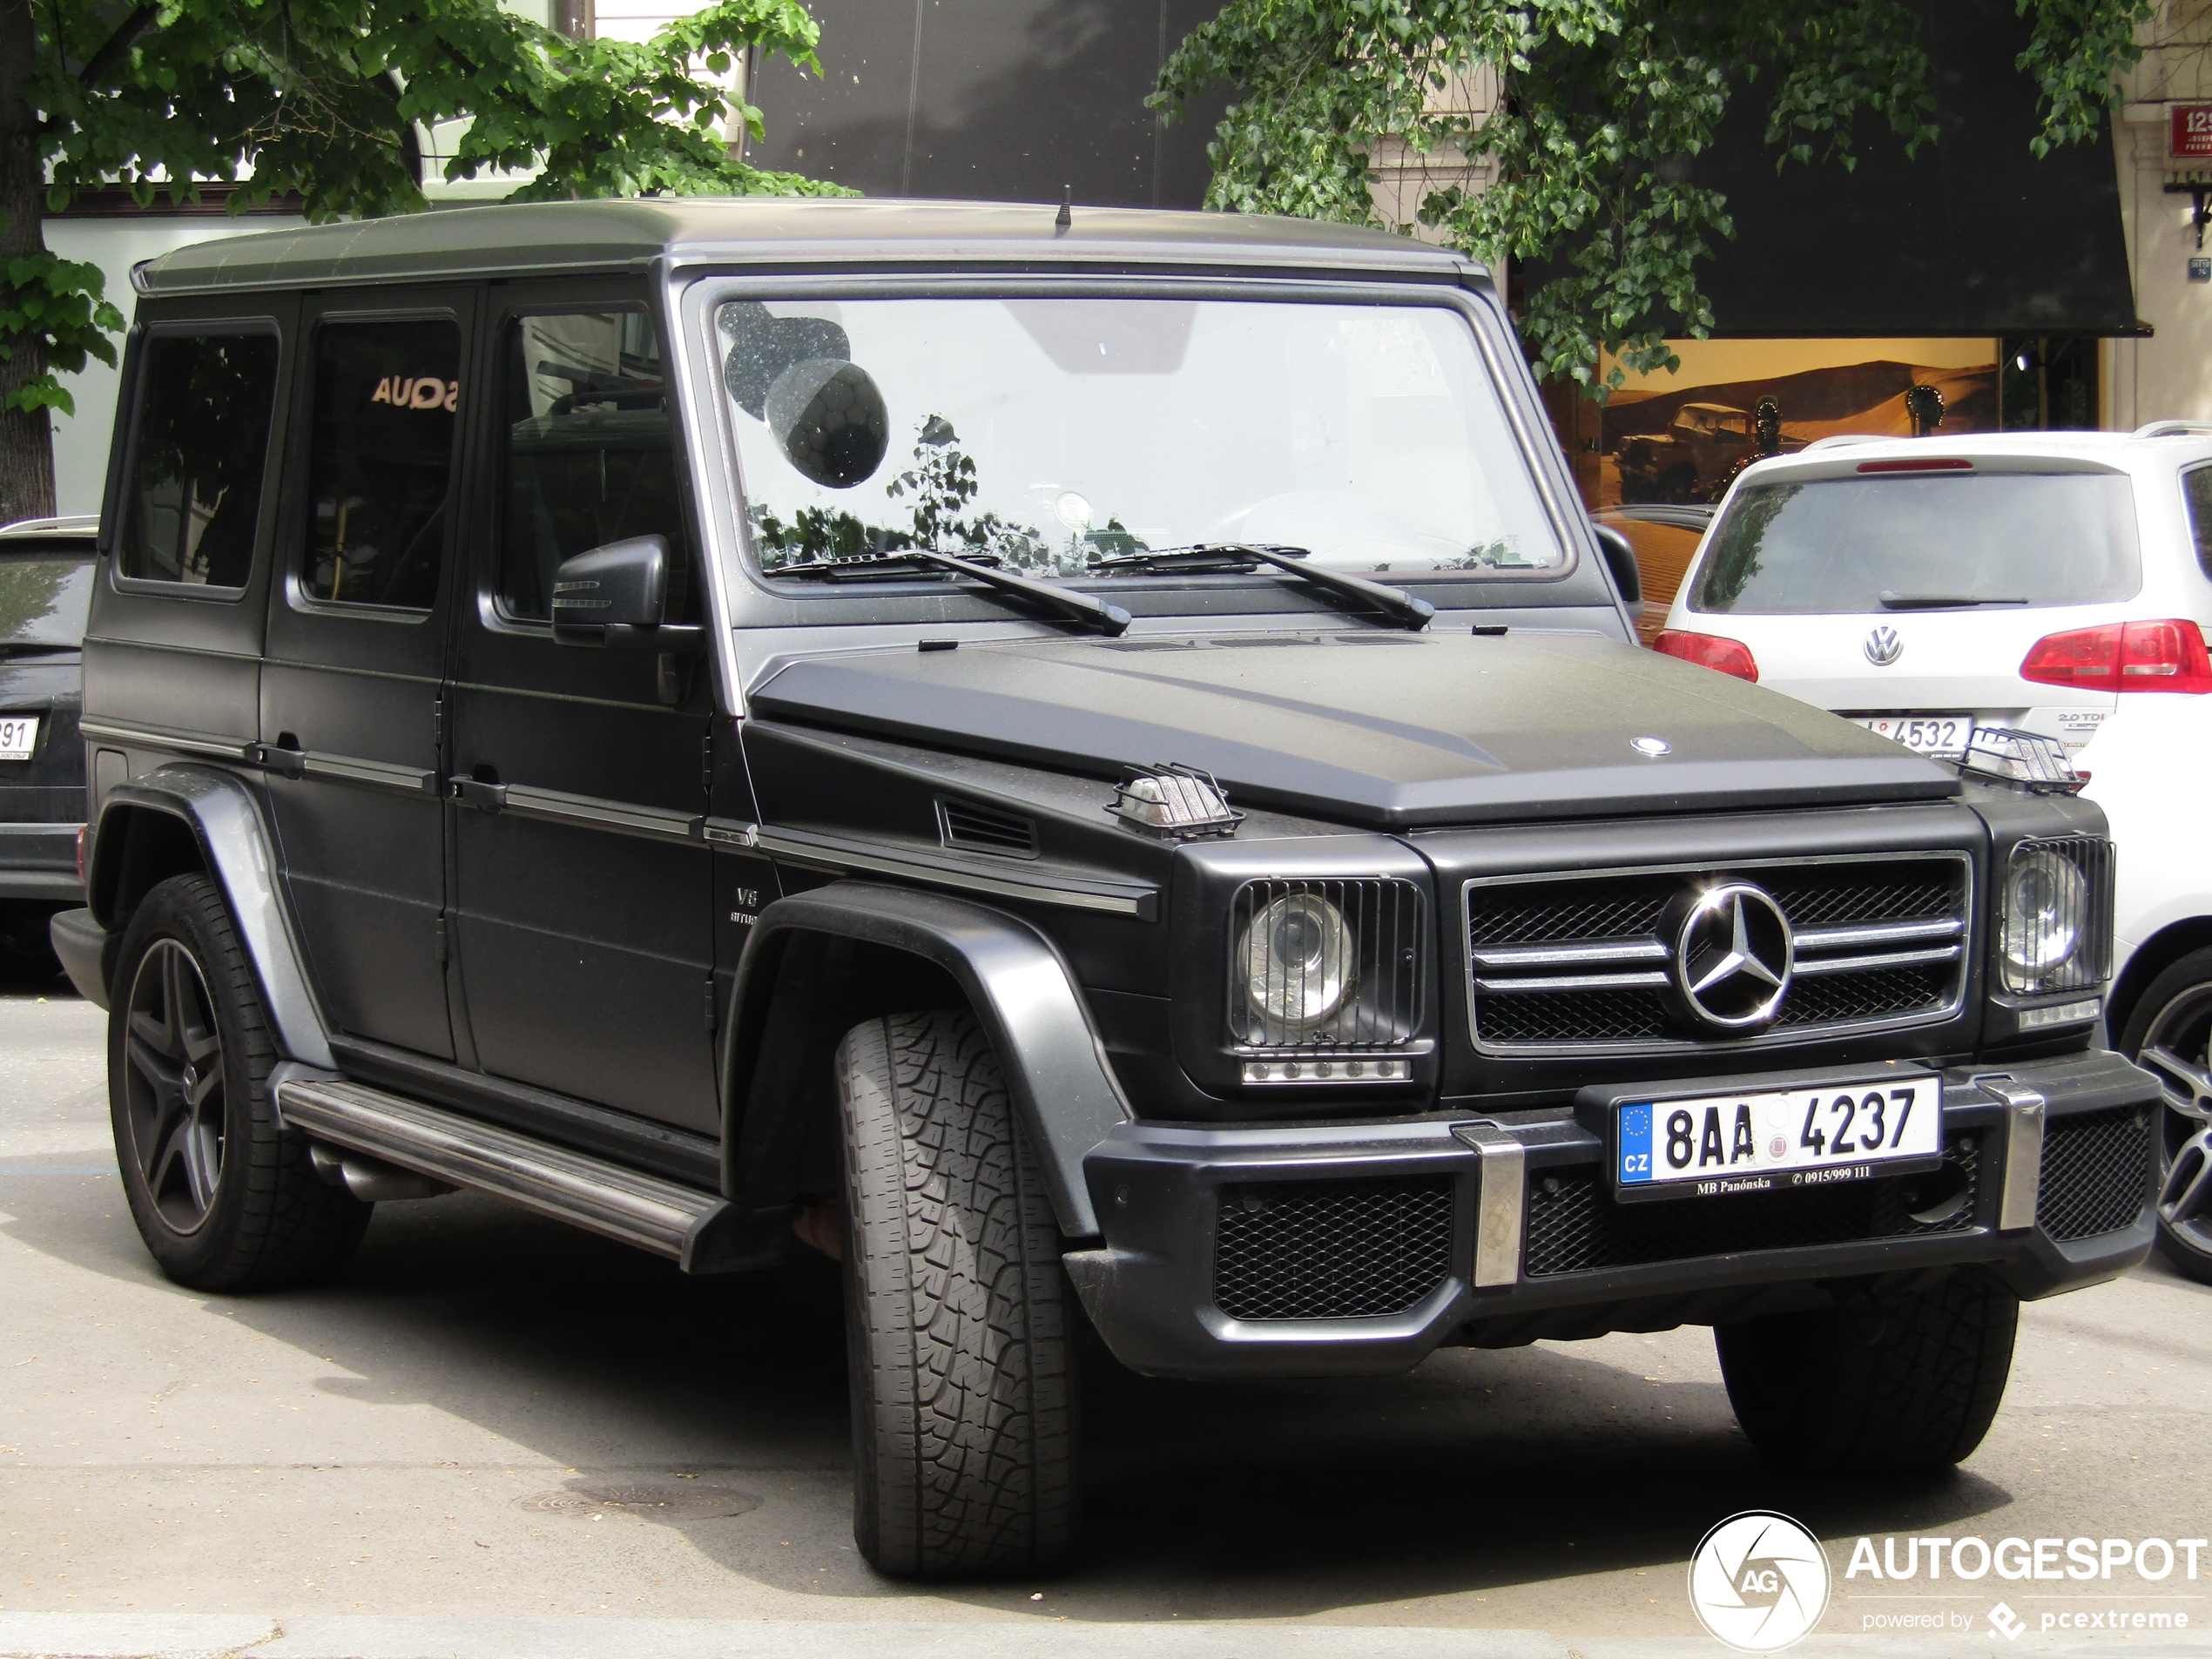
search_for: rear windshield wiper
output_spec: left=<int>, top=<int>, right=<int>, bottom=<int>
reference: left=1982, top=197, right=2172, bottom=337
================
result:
left=1878, top=592, right=2029, bottom=610
left=1089, top=543, right=1435, bottom=631
left=771, top=550, right=1130, bottom=636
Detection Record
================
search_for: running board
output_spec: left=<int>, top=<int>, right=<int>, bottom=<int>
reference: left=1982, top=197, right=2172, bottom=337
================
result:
left=273, top=1075, right=791, bottom=1274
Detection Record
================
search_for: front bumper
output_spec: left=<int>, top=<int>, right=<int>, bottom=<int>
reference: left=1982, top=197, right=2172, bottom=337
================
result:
left=1063, top=1049, right=2158, bottom=1379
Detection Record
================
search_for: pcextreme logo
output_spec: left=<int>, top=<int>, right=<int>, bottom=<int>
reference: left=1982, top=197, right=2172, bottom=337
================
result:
left=1689, top=1510, right=1832, bottom=1652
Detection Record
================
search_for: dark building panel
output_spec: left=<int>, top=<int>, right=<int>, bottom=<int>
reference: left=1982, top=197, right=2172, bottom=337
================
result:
left=1529, top=0, right=2136, bottom=337
left=750, top=0, right=1229, bottom=208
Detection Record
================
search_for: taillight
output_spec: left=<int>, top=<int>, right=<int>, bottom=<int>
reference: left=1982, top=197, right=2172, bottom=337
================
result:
left=2020, top=619, right=2212, bottom=694
left=1654, top=629, right=1759, bottom=682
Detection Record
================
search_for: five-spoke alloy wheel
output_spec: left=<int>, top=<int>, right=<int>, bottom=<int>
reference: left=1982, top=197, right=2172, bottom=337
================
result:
left=2119, top=946, right=2212, bottom=1284
left=108, top=873, right=370, bottom=1290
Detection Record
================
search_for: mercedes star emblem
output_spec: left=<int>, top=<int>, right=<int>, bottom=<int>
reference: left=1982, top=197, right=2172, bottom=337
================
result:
left=1673, top=883, right=1794, bottom=1029
left=1864, top=625, right=1904, bottom=666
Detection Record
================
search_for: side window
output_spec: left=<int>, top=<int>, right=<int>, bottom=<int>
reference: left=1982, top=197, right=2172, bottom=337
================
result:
left=304, top=319, right=461, bottom=608
left=117, top=332, right=280, bottom=588
left=2185, top=465, right=2212, bottom=580
left=498, top=309, right=690, bottom=621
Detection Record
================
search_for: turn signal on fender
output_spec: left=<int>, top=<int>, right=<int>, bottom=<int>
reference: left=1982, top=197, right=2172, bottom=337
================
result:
left=2019, top=619, right=2212, bottom=694
left=1653, top=629, right=1759, bottom=682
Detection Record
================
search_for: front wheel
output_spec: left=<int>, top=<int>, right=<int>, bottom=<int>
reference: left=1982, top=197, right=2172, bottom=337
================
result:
left=1716, top=1271, right=2018, bottom=1473
left=2118, top=947, right=2212, bottom=1283
left=835, top=1009, right=1078, bottom=1575
left=109, top=873, right=370, bottom=1291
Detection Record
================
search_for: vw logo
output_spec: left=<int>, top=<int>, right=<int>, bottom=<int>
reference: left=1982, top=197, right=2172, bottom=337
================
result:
left=1864, top=625, right=1904, bottom=666
left=1672, top=883, right=1794, bottom=1030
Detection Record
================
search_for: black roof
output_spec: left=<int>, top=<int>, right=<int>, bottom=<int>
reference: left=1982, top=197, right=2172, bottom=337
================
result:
left=133, top=198, right=1481, bottom=295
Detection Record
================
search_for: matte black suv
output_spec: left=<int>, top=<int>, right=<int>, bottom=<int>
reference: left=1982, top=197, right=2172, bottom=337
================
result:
left=55, top=200, right=2158, bottom=1577
left=0, top=514, right=94, bottom=971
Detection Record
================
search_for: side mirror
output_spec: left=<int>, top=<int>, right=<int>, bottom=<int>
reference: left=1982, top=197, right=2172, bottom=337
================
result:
left=1591, top=522, right=1642, bottom=607
left=550, top=535, right=702, bottom=653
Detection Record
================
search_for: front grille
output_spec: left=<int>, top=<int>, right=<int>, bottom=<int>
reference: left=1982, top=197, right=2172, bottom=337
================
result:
left=2037, top=1105, right=2153, bottom=1242
left=1467, top=853, right=1971, bottom=1055
left=1523, top=1135, right=1983, bottom=1277
left=1213, top=1176, right=1454, bottom=1320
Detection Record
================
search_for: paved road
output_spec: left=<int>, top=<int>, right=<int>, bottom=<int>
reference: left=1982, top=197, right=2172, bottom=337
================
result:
left=4, top=983, right=2209, bottom=1657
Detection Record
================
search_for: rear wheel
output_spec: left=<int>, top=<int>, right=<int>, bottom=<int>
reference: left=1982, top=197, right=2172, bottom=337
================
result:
left=109, top=874, right=370, bottom=1290
left=1716, top=1271, right=2018, bottom=1473
left=835, top=1008, right=1078, bottom=1575
left=2117, top=947, right=2212, bottom=1283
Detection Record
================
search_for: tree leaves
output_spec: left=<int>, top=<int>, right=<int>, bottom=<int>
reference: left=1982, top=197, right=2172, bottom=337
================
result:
left=1156, top=0, right=2150, bottom=401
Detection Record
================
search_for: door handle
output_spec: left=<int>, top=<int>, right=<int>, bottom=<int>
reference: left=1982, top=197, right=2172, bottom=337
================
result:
left=448, top=775, right=507, bottom=812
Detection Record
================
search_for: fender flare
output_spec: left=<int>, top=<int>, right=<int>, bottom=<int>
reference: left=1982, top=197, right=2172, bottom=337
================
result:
left=90, top=767, right=335, bottom=1070
left=724, top=881, right=1131, bottom=1238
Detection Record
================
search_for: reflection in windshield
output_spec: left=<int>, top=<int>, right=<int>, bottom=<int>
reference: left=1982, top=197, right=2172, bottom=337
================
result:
left=719, top=298, right=1561, bottom=580
left=0, top=556, right=93, bottom=648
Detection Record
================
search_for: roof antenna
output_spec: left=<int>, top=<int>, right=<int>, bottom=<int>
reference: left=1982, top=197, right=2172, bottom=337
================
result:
left=1055, top=186, right=1072, bottom=231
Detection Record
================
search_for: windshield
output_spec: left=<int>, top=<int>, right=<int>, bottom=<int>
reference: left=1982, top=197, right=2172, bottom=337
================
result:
left=1691, top=472, right=2141, bottom=615
left=718, top=297, right=1563, bottom=580
left=0, top=548, right=94, bottom=648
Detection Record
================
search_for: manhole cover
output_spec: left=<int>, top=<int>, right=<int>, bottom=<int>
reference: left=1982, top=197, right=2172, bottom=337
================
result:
left=517, top=1483, right=761, bottom=1520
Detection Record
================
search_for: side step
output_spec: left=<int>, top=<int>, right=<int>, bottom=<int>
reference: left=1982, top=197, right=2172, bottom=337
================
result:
left=273, top=1075, right=791, bottom=1274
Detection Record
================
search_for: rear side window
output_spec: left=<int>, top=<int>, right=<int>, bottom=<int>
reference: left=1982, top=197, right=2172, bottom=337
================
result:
left=117, top=332, right=280, bottom=588
left=497, top=309, right=687, bottom=621
left=1693, top=472, right=2141, bottom=614
left=2184, top=466, right=2212, bottom=579
left=303, top=320, right=462, bottom=609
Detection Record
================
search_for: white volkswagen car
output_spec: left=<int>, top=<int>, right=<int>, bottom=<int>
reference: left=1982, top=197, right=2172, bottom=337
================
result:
left=1656, top=424, right=2212, bottom=1279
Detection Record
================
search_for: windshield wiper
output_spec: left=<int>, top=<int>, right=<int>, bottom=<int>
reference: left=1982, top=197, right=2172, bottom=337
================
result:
left=772, top=550, right=1130, bottom=636
left=1878, top=592, right=2029, bottom=610
left=1090, top=543, right=1435, bottom=631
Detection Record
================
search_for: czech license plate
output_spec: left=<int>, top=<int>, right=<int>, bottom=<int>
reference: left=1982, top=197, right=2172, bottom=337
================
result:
left=0, top=715, right=37, bottom=761
left=1615, top=1076, right=1940, bottom=1201
left=1853, top=714, right=1975, bottom=756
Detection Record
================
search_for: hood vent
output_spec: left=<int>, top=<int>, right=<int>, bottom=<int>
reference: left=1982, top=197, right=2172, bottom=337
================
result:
left=937, top=797, right=1040, bottom=860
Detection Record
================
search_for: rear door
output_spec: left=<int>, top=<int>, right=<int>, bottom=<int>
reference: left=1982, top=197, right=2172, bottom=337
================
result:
left=261, top=293, right=474, bottom=1059
left=442, top=287, right=720, bottom=1134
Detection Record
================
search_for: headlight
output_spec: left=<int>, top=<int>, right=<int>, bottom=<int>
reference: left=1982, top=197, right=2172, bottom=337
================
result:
left=1999, top=837, right=2112, bottom=995
left=1240, top=892, right=1355, bottom=1031
left=2002, top=848, right=2087, bottom=976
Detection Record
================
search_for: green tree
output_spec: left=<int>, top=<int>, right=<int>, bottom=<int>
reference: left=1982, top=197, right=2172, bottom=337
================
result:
left=0, top=0, right=846, bottom=520
left=1155, top=1, right=2154, bottom=400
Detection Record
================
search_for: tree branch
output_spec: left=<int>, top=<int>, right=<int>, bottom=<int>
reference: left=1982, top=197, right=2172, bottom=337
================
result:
left=78, top=3, right=158, bottom=86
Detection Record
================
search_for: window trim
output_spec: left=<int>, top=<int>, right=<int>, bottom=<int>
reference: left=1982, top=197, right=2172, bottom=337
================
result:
left=108, top=318, right=284, bottom=604
left=284, top=306, right=468, bottom=623
left=480, top=300, right=687, bottom=636
left=2180, top=461, right=2212, bottom=583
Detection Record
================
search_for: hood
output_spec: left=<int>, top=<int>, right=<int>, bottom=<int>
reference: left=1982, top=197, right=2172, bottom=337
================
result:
left=745, top=630, right=1958, bottom=828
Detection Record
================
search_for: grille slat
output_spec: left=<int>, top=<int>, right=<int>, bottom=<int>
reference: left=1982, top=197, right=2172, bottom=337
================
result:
left=1467, top=853, right=1971, bottom=1055
left=2037, top=1105, right=2153, bottom=1241
left=1214, top=1177, right=1455, bottom=1320
left=1523, top=1136, right=1982, bottom=1276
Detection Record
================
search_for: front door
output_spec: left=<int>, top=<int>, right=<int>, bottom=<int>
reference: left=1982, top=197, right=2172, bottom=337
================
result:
left=262, top=295, right=473, bottom=1058
left=444, top=291, right=719, bottom=1134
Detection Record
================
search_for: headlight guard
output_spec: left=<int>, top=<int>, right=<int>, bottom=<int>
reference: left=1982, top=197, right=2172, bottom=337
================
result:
left=1997, top=835, right=2114, bottom=998
left=1228, top=877, right=1426, bottom=1077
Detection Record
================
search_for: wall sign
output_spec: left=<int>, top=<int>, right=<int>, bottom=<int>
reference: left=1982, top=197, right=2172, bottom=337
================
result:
left=2191, top=257, right=2211, bottom=282
left=2173, top=105, right=2212, bottom=158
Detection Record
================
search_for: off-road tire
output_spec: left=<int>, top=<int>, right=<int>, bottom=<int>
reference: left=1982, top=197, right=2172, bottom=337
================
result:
left=836, top=1009, right=1078, bottom=1576
left=1715, top=1270, right=2018, bottom=1473
left=109, top=874, right=370, bottom=1290
left=2117, top=946, right=2212, bottom=1284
